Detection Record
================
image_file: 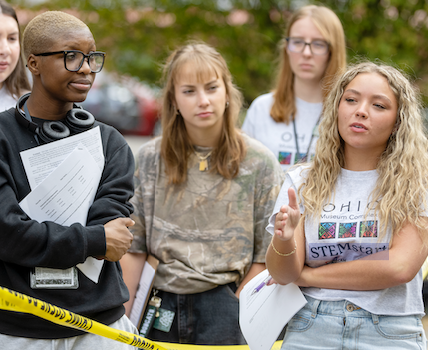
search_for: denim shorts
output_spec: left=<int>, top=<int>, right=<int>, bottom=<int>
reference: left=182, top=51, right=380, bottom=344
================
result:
left=147, top=284, right=245, bottom=345
left=281, top=296, right=426, bottom=350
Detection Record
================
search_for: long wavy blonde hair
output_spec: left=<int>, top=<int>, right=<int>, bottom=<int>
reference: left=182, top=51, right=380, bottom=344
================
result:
left=301, top=61, right=428, bottom=240
left=270, top=5, right=346, bottom=123
left=160, top=41, right=246, bottom=184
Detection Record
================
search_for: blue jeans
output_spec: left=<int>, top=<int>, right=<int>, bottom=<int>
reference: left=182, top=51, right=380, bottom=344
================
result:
left=281, top=296, right=426, bottom=350
left=147, top=284, right=245, bottom=345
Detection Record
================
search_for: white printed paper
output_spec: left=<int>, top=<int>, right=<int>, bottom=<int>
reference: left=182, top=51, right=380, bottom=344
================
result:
left=20, top=126, right=104, bottom=191
left=239, top=269, right=307, bottom=350
left=19, top=144, right=104, bottom=283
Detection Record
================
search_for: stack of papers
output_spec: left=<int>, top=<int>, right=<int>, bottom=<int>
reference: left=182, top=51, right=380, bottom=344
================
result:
left=19, top=127, right=105, bottom=283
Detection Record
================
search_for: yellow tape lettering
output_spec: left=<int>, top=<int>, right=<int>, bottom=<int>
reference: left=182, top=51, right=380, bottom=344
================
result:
left=65, top=312, right=93, bottom=331
left=130, top=335, right=155, bottom=349
left=54, top=307, right=67, bottom=320
left=26, top=296, right=38, bottom=307
left=40, top=301, right=51, bottom=313
left=10, top=290, right=24, bottom=300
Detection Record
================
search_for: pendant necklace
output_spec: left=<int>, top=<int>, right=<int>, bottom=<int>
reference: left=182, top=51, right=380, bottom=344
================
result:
left=194, top=149, right=213, bottom=172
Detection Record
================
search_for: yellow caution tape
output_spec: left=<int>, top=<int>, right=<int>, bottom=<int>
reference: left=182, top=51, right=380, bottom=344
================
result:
left=0, top=286, right=167, bottom=350
left=0, top=286, right=284, bottom=349
left=156, top=341, right=283, bottom=350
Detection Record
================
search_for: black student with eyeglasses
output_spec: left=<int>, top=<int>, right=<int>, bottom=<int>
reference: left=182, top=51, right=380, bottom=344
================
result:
left=34, top=50, right=106, bottom=73
left=241, top=5, right=347, bottom=172
left=0, top=11, right=138, bottom=350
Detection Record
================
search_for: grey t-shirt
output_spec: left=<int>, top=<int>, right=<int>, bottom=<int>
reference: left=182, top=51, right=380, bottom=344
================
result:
left=267, top=165, right=424, bottom=316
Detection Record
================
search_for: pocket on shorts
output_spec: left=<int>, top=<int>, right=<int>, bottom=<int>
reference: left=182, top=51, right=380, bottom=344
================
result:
left=375, top=315, right=424, bottom=340
left=286, top=309, right=314, bottom=332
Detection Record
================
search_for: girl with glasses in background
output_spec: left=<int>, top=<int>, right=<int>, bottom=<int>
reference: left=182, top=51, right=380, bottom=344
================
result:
left=0, top=0, right=30, bottom=111
left=241, top=5, right=346, bottom=171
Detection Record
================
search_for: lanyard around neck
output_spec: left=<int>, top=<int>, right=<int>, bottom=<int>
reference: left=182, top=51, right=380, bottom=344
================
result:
left=292, top=113, right=321, bottom=163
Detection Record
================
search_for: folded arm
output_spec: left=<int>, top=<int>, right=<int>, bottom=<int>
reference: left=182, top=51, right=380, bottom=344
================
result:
left=0, top=127, right=135, bottom=268
left=296, top=219, right=428, bottom=290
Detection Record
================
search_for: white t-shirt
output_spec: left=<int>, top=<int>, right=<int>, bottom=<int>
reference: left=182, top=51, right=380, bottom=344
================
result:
left=242, top=92, right=322, bottom=171
left=267, top=165, right=425, bottom=316
left=0, top=85, right=17, bottom=112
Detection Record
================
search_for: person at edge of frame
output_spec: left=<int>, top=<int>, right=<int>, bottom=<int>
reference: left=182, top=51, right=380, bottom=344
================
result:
left=0, top=0, right=31, bottom=111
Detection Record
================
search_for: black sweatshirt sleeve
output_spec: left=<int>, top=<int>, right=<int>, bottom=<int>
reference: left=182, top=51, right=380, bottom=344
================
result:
left=0, top=120, right=134, bottom=269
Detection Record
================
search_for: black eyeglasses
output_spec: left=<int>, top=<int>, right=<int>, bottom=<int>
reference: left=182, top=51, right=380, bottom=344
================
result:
left=286, top=37, right=329, bottom=55
left=34, top=50, right=106, bottom=73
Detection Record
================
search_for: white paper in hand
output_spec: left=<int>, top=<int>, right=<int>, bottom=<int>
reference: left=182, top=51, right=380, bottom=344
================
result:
left=239, top=269, right=307, bottom=350
left=19, top=145, right=104, bottom=283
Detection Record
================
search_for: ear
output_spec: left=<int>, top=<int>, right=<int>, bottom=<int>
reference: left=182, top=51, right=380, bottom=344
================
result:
left=27, top=54, right=41, bottom=76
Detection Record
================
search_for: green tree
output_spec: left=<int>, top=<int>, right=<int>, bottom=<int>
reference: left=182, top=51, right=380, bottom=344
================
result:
left=327, top=0, right=428, bottom=103
left=11, top=0, right=428, bottom=105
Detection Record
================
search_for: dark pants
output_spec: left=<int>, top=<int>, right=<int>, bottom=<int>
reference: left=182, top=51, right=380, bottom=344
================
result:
left=148, top=284, right=246, bottom=345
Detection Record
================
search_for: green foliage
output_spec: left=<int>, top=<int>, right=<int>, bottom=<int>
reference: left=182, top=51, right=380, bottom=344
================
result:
left=11, top=0, right=428, bottom=105
left=322, top=0, right=428, bottom=103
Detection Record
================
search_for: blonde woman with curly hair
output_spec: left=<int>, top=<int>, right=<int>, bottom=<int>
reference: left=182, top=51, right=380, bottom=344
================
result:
left=121, top=42, right=284, bottom=345
left=266, top=62, right=428, bottom=349
left=242, top=4, right=346, bottom=171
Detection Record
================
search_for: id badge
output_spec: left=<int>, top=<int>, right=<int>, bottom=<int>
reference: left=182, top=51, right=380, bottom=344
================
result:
left=30, top=267, right=79, bottom=289
left=153, top=308, right=175, bottom=333
left=139, top=296, right=161, bottom=338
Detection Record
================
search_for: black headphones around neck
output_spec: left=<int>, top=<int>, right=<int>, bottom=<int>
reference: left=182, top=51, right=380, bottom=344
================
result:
left=15, top=93, right=95, bottom=144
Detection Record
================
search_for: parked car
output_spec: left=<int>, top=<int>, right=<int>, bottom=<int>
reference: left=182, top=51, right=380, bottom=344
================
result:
left=81, top=71, right=160, bottom=136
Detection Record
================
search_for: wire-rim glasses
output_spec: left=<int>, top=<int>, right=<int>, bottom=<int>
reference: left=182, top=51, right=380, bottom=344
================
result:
left=34, top=50, right=106, bottom=73
left=286, top=37, right=329, bottom=55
